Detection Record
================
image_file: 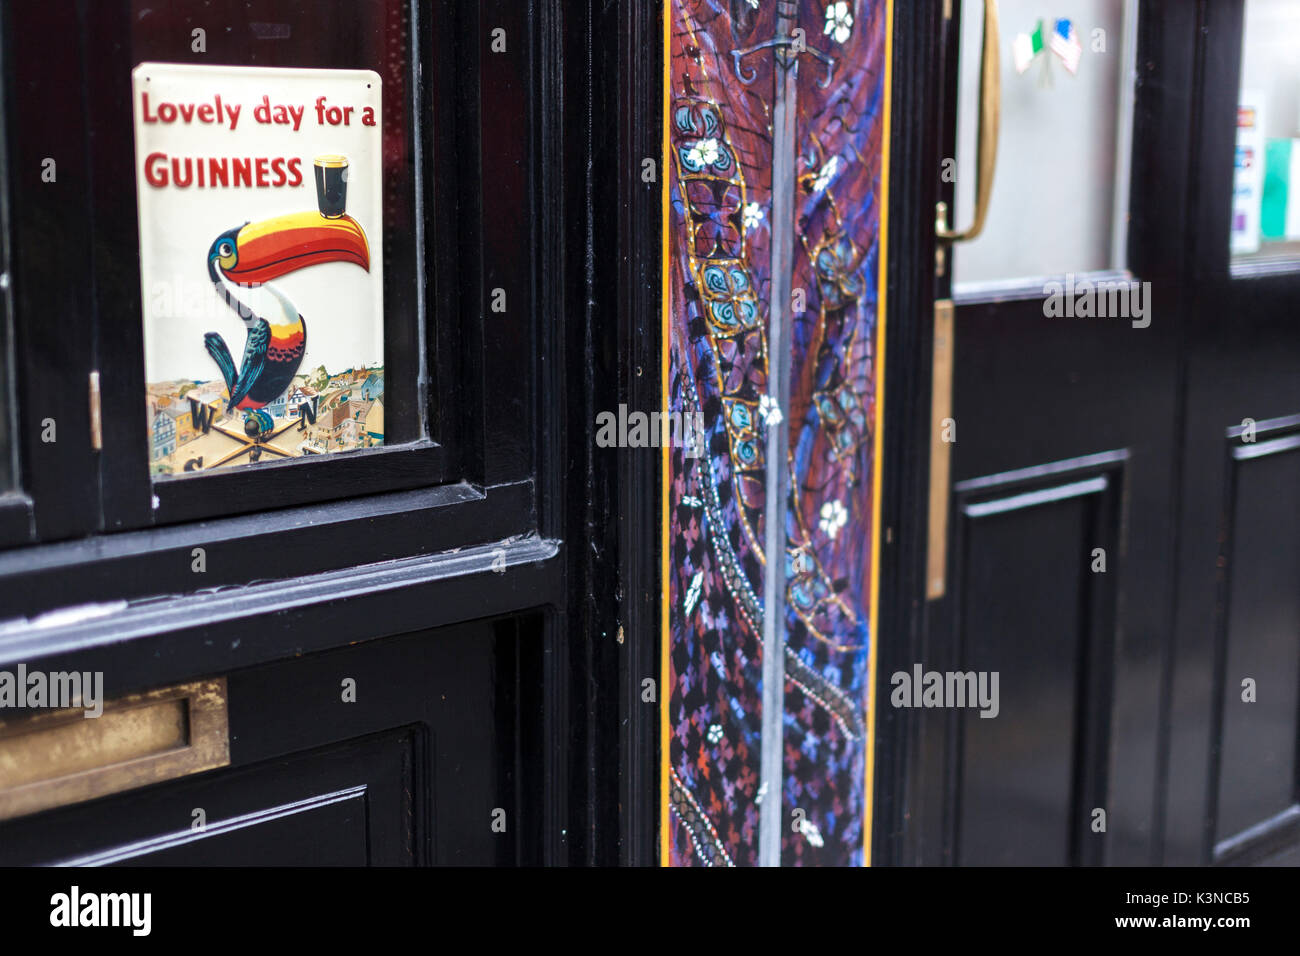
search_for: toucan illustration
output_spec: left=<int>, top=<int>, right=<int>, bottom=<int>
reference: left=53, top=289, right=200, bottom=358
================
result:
left=204, top=210, right=369, bottom=414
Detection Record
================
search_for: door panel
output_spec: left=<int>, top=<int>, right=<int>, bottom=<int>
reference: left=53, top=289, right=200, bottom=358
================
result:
left=131, top=789, right=373, bottom=866
left=0, top=731, right=414, bottom=867
left=952, top=453, right=1121, bottom=865
left=929, top=301, right=1178, bottom=866
left=1214, top=428, right=1300, bottom=848
left=1166, top=337, right=1300, bottom=864
left=1168, top=328, right=1300, bottom=866
left=0, top=616, right=543, bottom=867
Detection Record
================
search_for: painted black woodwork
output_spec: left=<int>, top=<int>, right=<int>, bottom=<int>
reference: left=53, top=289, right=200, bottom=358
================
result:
left=1162, top=0, right=1300, bottom=868
left=0, top=618, right=541, bottom=866
left=9, top=0, right=1294, bottom=871
left=879, top=0, right=1300, bottom=869
left=0, top=0, right=662, bottom=868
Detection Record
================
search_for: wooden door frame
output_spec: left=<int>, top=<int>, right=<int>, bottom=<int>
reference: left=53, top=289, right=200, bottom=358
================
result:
left=866, top=0, right=945, bottom=867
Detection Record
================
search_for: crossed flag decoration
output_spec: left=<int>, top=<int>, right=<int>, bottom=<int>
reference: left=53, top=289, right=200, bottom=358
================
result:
left=1014, top=17, right=1082, bottom=76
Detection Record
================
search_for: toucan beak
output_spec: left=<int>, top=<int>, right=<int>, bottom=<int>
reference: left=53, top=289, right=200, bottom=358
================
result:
left=222, top=211, right=370, bottom=285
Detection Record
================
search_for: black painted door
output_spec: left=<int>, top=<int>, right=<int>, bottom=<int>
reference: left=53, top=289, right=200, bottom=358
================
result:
left=899, top=0, right=1300, bottom=868
left=0, top=0, right=659, bottom=869
left=1163, top=0, right=1300, bottom=868
left=910, top=0, right=1186, bottom=866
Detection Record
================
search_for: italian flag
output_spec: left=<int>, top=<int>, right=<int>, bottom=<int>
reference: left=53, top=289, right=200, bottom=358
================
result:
left=1013, top=20, right=1044, bottom=75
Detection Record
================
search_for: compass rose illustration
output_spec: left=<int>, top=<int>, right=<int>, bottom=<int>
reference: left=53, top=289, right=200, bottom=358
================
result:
left=176, top=398, right=319, bottom=472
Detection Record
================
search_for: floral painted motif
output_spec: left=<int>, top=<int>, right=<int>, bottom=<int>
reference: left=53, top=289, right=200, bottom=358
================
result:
left=819, top=500, right=849, bottom=539
left=813, top=155, right=841, bottom=193
left=825, top=2, right=854, bottom=44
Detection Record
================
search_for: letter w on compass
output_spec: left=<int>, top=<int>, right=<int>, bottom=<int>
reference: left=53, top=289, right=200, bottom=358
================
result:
left=731, top=0, right=837, bottom=868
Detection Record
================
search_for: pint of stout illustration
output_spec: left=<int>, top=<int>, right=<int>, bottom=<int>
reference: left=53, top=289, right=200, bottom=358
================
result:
left=314, top=154, right=349, bottom=218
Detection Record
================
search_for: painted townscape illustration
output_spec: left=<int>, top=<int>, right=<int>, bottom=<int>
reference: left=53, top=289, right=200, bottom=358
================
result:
left=147, top=366, right=384, bottom=475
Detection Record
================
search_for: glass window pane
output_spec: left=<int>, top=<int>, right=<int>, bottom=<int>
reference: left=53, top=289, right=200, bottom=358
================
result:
left=953, top=0, right=1136, bottom=289
left=130, top=1, right=421, bottom=478
left=1232, top=0, right=1300, bottom=265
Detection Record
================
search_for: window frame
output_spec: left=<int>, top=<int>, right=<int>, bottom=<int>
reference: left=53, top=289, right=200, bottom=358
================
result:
left=86, top=0, right=459, bottom=529
left=1, top=0, right=102, bottom=548
left=0, top=0, right=539, bottom=621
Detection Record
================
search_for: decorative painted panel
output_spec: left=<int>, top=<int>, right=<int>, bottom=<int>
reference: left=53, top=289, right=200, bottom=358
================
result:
left=662, top=0, right=891, bottom=866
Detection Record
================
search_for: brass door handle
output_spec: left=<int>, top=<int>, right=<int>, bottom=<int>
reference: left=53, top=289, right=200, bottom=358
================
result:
left=927, top=299, right=955, bottom=600
left=928, top=2, right=1000, bottom=599
left=937, top=0, right=1001, bottom=243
